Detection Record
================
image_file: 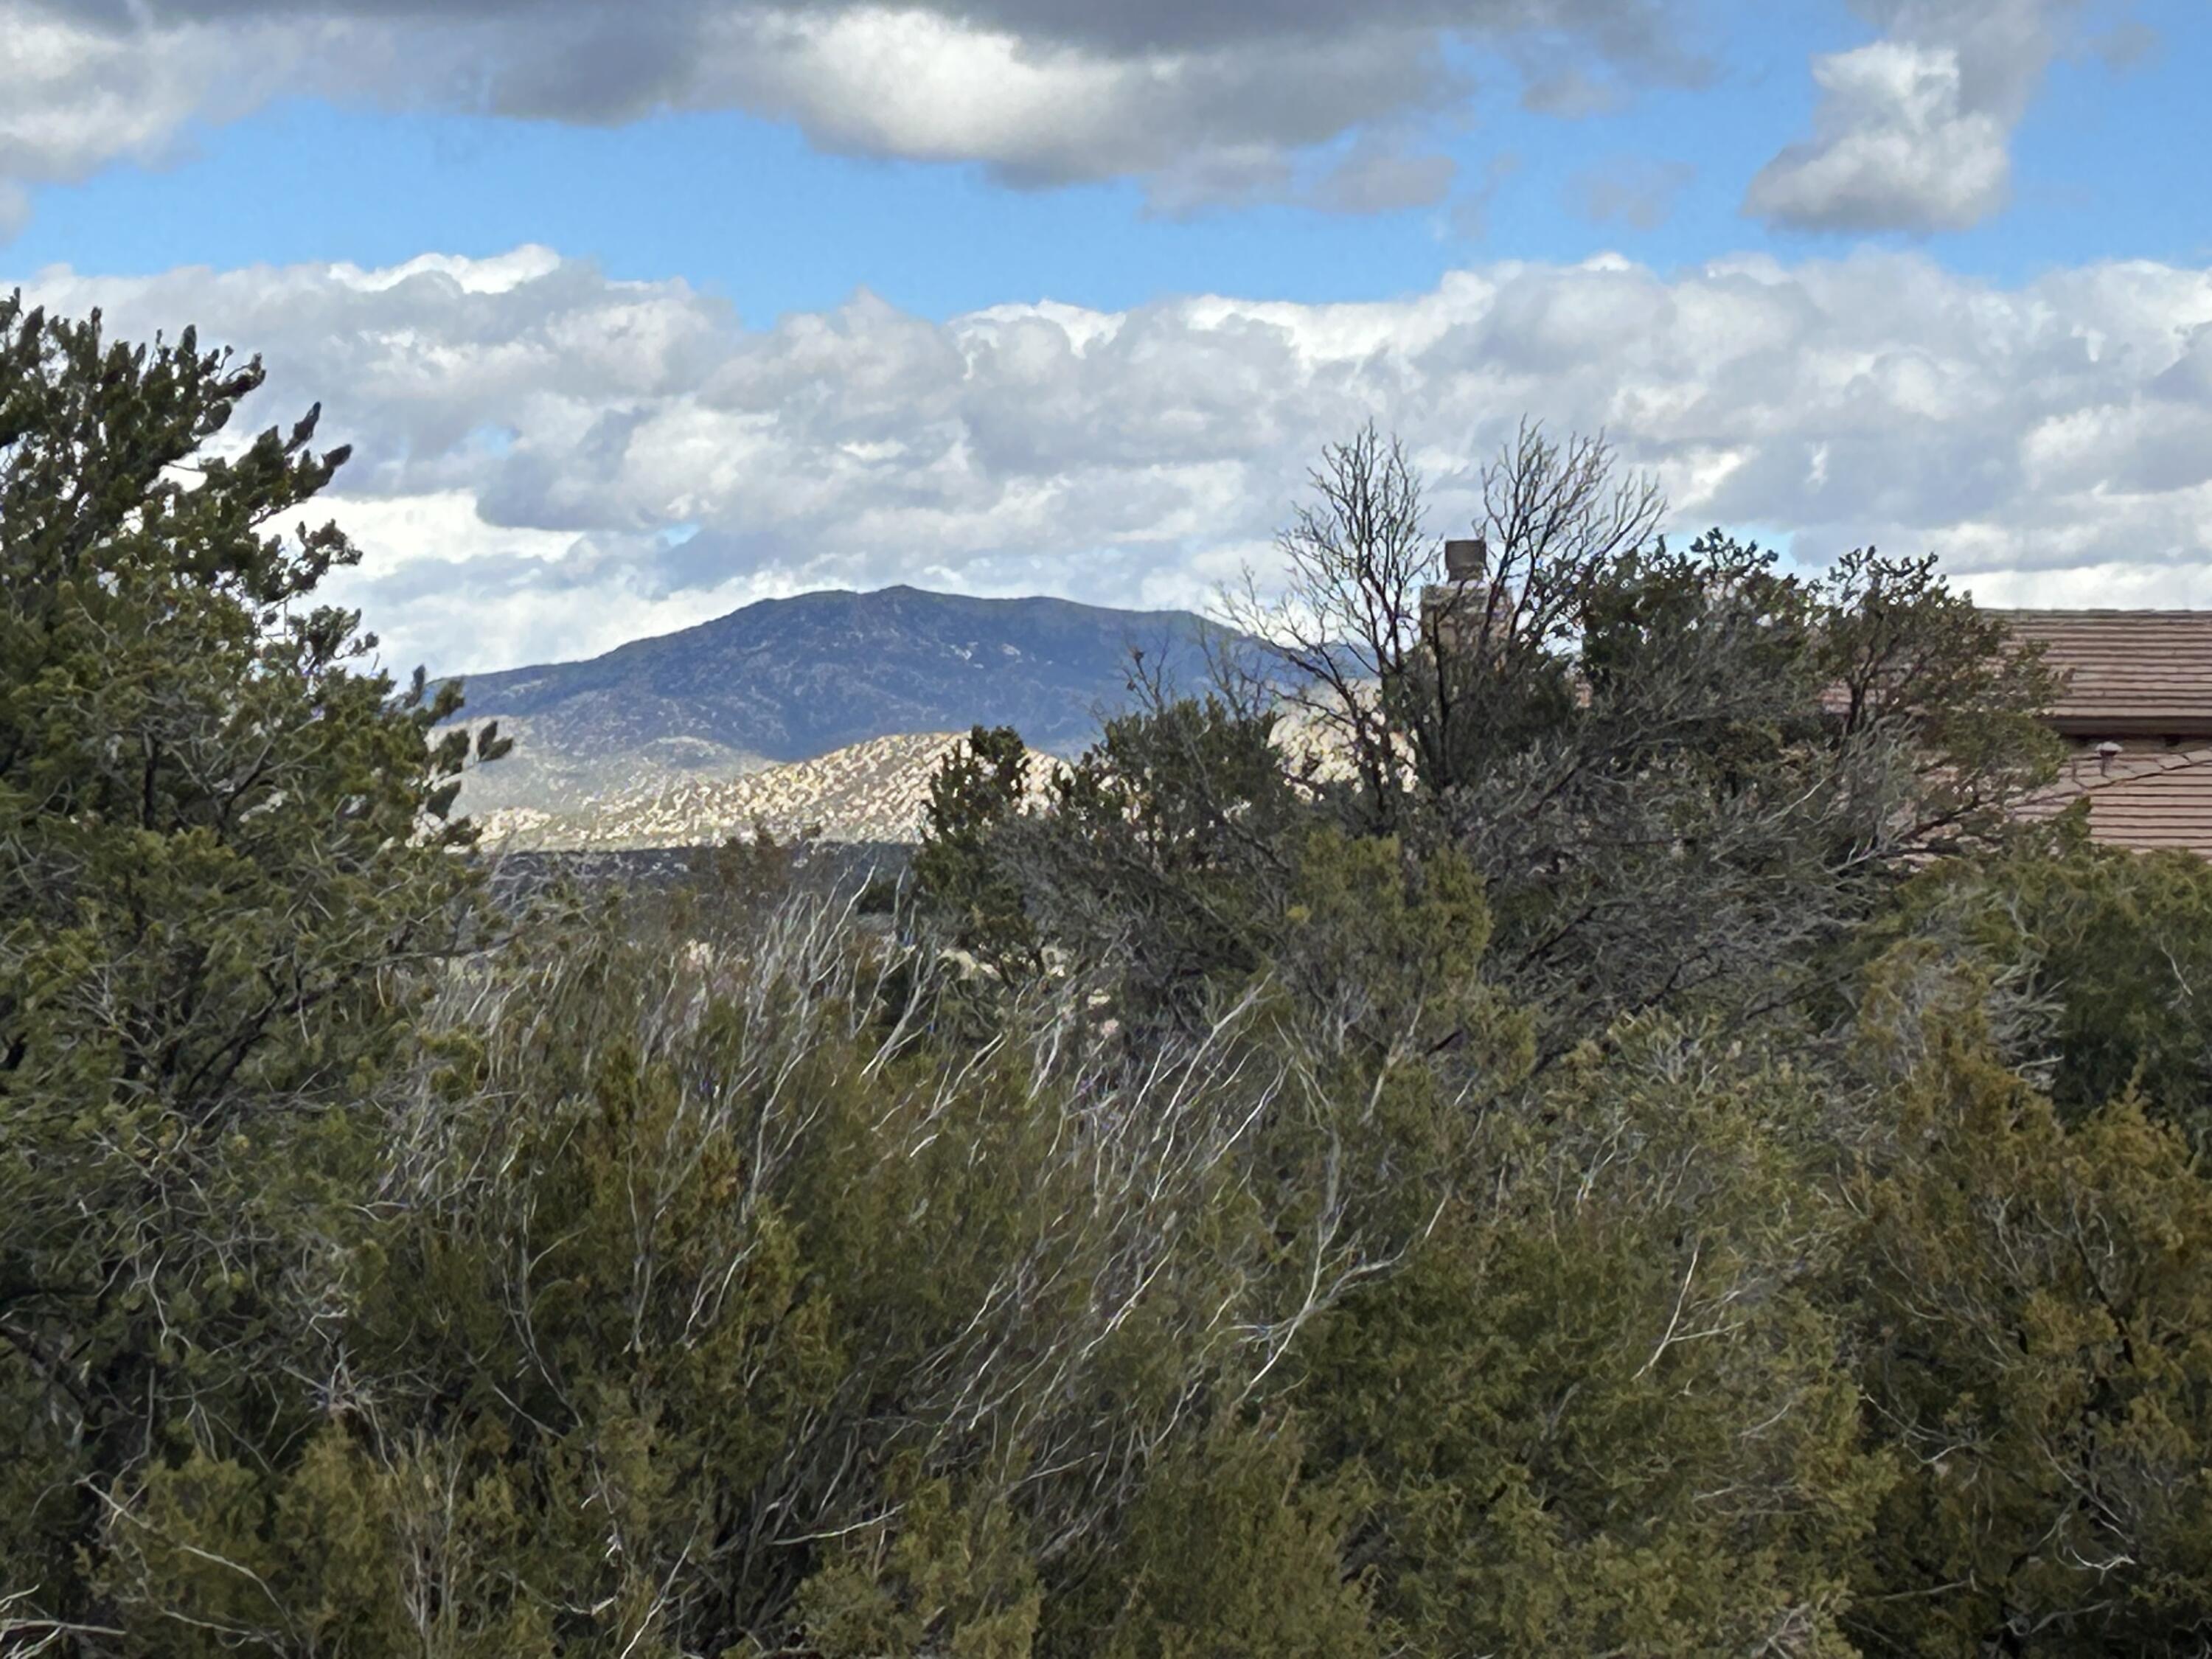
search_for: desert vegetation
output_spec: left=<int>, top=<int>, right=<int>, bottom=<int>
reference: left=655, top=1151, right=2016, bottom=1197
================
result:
left=10, top=299, right=2212, bottom=1658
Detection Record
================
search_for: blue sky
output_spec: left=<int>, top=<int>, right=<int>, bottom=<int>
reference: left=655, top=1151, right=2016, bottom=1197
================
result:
left=15, top=0, right=2210, bottom=318
left=6, top=0, right=2211, bottom=671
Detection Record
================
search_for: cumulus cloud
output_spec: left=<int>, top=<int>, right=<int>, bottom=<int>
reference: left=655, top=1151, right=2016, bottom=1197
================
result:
left=1747, top=0, right=2140, bottom=234
left=0, top=4, right=316, bottom=192
left=20, top=243, right=2211, bottom=672
left=1745, top=40, right=2010, bottom=232
left=0, top=0, right=1701, bottom=222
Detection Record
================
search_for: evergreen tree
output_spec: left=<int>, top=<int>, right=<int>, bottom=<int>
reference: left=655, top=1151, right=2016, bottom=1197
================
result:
left=13, top=361, right=2211, bottom=1658
left=1865, top=830, right=2212, bottom=1147
left=1843, top=959, right=2212, bottom=1654
left=0, top=296, right=502, bottom=1633
left=1221, top=424, right=2062, bottom=1062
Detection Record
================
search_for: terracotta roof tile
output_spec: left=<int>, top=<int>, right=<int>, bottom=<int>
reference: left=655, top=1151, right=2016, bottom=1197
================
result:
left=2017, top=742, right=2212, bottom=858
left=1991, top=610, right=2212, bottom=735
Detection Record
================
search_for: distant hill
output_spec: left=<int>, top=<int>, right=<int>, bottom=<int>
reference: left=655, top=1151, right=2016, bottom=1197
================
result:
left=448, top=586, right=1239, bottom=816
left=478, top=731, right=1023, bottom=851
left=478, top=704, right=1365, bottom=856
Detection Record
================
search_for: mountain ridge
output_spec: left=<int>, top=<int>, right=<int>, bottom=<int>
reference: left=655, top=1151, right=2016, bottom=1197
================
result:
left=448, top=585, right=1242, bottom=818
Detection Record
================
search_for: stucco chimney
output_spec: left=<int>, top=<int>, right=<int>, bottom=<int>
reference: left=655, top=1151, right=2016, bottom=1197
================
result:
left=1443, top=537, right=1487, bottom=582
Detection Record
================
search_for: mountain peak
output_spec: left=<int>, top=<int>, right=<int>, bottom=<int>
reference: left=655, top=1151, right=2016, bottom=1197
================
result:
left=451, top=585, right=1237, bottom=818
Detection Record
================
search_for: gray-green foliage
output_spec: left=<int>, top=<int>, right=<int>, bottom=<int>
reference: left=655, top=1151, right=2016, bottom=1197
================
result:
left=0, top=294, right=501, bottom=1640
left=1222, top=424, right=2062, bottom=1063
left=1858, top=827, right=2212, bottom=1147
left=1840, top=956, right=2212, bottom=1655
left=83, top=823, right=1526, bottom=1654
left=1270, top=1016, right=1884, bottom=1657
left=14, top=321, right=2212, bottom=1658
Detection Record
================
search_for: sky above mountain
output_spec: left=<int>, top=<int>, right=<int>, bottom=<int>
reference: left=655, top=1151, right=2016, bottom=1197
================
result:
left=5, top=0, right=2208, bottom=673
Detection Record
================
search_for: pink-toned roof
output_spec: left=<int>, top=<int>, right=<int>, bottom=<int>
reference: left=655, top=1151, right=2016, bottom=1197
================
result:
left=1992, top=610, right=2212, bottom=736
left=2017, top=745, right=2212, bottom=858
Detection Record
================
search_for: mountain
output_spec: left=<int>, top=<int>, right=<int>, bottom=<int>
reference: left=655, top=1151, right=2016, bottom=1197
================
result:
left=448, top=585, right=1238, bottom=817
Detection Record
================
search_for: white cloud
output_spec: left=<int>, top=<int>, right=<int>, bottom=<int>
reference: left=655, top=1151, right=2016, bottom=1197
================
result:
left=328, top=246, right=566, bottom=296
left=321, top=493, right=801, bottom=674
left=0, top=0, right=1699, bottom=223
left=1745, top=41, right=2009, bottom=232
left=1746, top=0, right=2140, bottom=234
left=21, top=244, right=2212, bottom=672
left=0, top=4, right=315, bottom=189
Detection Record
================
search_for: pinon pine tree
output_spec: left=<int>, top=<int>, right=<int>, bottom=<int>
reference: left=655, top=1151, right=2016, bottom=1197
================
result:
left=0, top=293, right=504, bottom=1629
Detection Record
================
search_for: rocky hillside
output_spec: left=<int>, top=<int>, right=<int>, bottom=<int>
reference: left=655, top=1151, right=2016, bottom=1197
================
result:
left=479, top=731, right=1057, bottom=851
left=478, top=698, right=1367, bottom=854
left=450, top=586, right=1234, bottom=817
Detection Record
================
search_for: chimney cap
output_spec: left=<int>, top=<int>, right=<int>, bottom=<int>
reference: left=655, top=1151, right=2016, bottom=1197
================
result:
left=1444, top=537, right=1487, bottom=582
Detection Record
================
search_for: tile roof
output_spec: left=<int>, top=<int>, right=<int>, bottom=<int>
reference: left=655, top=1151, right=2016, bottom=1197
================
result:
left=1990, top=610, right=2212, bottom=736
left=2017, top=743, right=2212, bottom=859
